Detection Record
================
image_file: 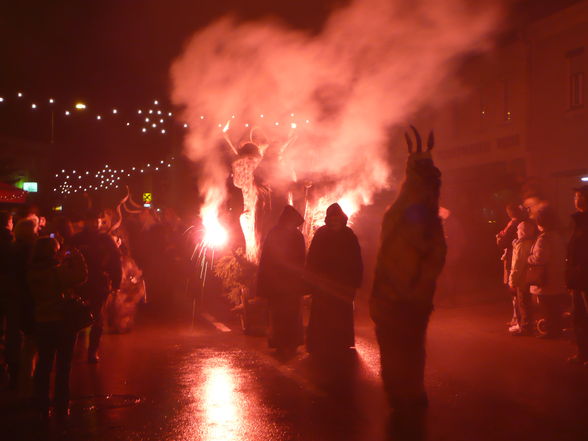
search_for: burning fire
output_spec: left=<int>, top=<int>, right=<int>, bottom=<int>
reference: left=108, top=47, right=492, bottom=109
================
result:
left=337, top=196, right=360, bottom=218
left=202, top=208, right=229, bottom=249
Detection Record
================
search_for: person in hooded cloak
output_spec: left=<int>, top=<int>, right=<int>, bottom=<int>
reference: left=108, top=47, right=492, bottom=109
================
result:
left=257, top=205, right=306, bottom=356
left=306, top=203, right=363, bottom=355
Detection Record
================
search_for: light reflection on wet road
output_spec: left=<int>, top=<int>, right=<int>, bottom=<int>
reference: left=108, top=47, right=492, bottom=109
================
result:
left=2, top=302, right=588, bottom=441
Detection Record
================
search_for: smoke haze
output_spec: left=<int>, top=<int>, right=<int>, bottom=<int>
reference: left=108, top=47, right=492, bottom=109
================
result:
left=171, top=0, right=504, bottom=215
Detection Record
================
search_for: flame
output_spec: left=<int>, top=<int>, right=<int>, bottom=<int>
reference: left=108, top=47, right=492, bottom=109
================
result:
left=202, top=207, right=228, bottom=248
left=338, top=196, right=359, bottom=218
left=222, top=120, right=231, bottom=133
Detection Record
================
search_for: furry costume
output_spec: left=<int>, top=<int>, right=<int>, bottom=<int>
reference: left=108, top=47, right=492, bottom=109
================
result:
left=371, top=127, right=446, bottom=408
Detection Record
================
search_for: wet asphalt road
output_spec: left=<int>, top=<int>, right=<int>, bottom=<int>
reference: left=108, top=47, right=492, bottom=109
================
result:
left=2, top=301, right=588, bottom=441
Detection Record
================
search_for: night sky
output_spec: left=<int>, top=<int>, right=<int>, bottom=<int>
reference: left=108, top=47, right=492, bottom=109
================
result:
left=0, top=0, right=581, bottom=169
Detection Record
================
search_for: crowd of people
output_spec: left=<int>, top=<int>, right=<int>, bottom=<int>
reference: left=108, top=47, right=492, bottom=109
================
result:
left=496, top=186, right=588, bottom=366
left=0, top=179, right=587, bottom=420
left=0, top=202, right=188, bottom=419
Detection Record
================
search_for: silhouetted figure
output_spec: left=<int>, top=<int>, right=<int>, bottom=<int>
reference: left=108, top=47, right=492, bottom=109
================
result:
left=6, top=219, right=38, bottom=390
left=566, top=185, right=588, bottom=366
left=0, top=211, right=14, bottom=386
left=28, top=237, right=87, bottom=416
left=70, top=210, right=122, bottom=363
left=257, top=205, right=306, bottom=357
left=371, top=128, right=446, bottom=409
left=306, top=203, right=363, bottom=355
left=497, top=203, right=526, bottom=329
left=527, top=208, right=566, bottom=338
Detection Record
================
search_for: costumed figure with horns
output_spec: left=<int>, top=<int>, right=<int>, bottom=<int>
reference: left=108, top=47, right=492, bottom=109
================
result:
left=371, top=127, right=446, bottom=408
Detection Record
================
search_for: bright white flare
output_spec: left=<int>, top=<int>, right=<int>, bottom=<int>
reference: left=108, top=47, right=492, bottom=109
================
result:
left=202, top=211, right=229, bottom=248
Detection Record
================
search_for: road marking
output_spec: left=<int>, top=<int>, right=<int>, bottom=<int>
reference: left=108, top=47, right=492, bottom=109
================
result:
left=201, top=313, right=232, bottom=333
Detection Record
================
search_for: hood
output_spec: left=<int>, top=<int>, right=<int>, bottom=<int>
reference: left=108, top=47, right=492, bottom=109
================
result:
left=517, top=220, right=536, bottom=240
left=278, top=205, right=304, bottom=228
left=325, top=203, right=348, bottom=227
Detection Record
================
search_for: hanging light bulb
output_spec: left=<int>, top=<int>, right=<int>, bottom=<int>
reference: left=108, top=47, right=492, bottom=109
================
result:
left=31, top=103, right=37, bottom=109
left=49, top=98, right=54, bottom=104
left=0, top=97, right=4, bottom=102
left=112, top=109, right=118, bottom=114
left=17, top=92, right=23, bottom=98
left=96, top=115, right=102, bottom=120
left=65, top=111, right=70, bottom=115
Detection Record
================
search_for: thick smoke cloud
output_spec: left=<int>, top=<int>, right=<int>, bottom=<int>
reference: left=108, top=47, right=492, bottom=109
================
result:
left=171, top=0, right=503, bottom=215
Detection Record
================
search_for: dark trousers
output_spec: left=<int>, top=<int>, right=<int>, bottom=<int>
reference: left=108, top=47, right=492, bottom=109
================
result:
left=374, top=303, right=432, bottom=408
left=538, top=295, right=564, bottom=336
left=516, top=288, right=533, bottom=331
left=88, top=297, right=107, bottom=356
left=34, top=322, right=77, bottom=408
left=3, top=301, right=22, bottom=387
left=571, top=290, right=588, bottom=360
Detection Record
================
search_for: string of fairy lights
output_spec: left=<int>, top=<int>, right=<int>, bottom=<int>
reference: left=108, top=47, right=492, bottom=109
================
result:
left=53, top=158, right=175, bottom=196
left=3, top=89, right=314, bottom=199
left=0, top=90, right=312, bottom=135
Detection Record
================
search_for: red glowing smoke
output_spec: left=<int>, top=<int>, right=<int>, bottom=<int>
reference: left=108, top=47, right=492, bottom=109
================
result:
left=171, top=0, right=503, bottom=219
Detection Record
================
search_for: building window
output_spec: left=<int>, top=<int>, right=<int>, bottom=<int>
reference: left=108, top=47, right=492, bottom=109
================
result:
left=570, top=72, right=584, bottom=108
left=567, top=47, right=585, bottom=109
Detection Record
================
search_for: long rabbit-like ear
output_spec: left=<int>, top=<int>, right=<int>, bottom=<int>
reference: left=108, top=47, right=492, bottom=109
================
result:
left=410, top=125, right=422, bottom=153
left=427, top=130, right=435, bottom=151
left=404, top=132, right=413, bottom=154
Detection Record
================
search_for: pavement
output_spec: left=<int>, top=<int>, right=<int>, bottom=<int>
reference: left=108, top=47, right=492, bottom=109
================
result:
left=1, top=300, right=588, bottom=441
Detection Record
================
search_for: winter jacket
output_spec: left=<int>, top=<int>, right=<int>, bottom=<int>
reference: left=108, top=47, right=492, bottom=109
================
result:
left=497, top=219, right=522, bottom=284
left=566, top=211, right=588, bottom=290
left=527, top=231, right=567, bottom=296
left=509, top=238, right=535, bottom=289
left=27, top=254, right=87, bottom=323
left=70, top=229, right=122, bottom=299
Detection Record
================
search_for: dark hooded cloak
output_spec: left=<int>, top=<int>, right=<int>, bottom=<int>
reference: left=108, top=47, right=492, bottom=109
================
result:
left=306, top=203, right=363, bottom=354
left=257, top=205, right=306, bottom=350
